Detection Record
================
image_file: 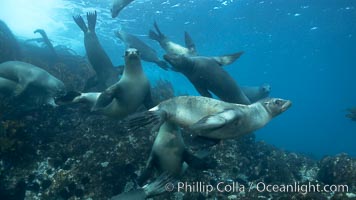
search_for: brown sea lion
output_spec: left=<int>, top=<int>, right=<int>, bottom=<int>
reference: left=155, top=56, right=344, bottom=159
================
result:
left=73, top=11, right=120, bottom=91
left=149, top=21, right=197, bottom=56
left=164, top=53, right=250, bottom=104
left=116, top=30, right=169, bottom=70
left=128, top=96, right=292, bottom=140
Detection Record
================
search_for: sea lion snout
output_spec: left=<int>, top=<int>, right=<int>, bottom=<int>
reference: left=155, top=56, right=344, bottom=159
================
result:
left=281, top=100, right=292, bottom=112
left=125, top=48, right=140, bottom=58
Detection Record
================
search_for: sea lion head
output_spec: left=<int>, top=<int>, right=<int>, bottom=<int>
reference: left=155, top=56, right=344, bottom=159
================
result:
left=125, top=48, right=140, bottom=59
left=260, top=84, right=271, bottom=96
left=163, top=54, right=190, bottom=72
left=260, top=98, right=292, bottom=117
left=124, top=48, right=141, bottom=67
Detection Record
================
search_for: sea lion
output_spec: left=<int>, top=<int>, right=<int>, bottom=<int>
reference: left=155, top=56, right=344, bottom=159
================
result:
left=0, top=61, right=66, bottom=106
left=115, top=30, right=169, bottom=70
left=164, top=53, right=251, bottom=104
left=33, top=29, right=57, bottom=58
left=346, top=107, right=356, bottom=121
left=110, top=173, right=173, bottom=200
left=241, top=84, right=271, bottom=103
left=0, top=77, right=17, bottom=96
left=73, top=11, right=120, bottom=91
left=128, top=96, right=292, bottom=140
left=138, top=121, right=215, bottom=186
left=149, top=21, right=197, bottom=56
left=90, top=48, right=154, bottom=118
left=111, top=0, right=135, bottom=18
left=0, top=20, right=22, bottom=63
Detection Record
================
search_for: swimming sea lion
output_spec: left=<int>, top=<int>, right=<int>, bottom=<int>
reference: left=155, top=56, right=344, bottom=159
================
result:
left=91, top=48, right=154, bottom=118
left=0, top=20, right=22, bottom=63
left=73, top=11, right=120, bottom=91
left=164, top=53, right=250, bottom=104
left=0, top=61, right=66, bottom=106
left=346, top=107, right=356, bottom=121
left=128, top=96, right=292, bottom=140
left=241, top=84, right=271, bottom=103
left=115, top=30, right=169, bottom=70
left=33, top=29, right=57, bottom=58
left=138, top=121, right=215, bottom=185
left=149, top=21, right=197, bottom=56
left=111, top=0, right=135, bottom=18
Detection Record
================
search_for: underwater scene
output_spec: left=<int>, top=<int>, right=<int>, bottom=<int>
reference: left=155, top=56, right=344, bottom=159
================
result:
left=0, top=0, right=355, bottom=199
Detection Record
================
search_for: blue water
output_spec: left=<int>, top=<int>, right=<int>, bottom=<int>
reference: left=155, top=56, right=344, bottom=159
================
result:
left=0, top=0, right=355, bottom=157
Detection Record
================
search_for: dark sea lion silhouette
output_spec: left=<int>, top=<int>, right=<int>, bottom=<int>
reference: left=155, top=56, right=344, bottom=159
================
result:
left=73, top=11, right=120, bottom=91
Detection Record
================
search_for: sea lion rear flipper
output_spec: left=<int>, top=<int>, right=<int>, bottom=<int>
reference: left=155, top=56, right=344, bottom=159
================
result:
left=72, top=14, right=88, bottom=33
left=190, top=109, right=242, bottom=131
left=86, top=11, right=97, bottom=32
left=213, top=51, right=244, bottom=66
left=183, top=149, right=217, bottom=170
left=184, top=31, right=197, bottom=55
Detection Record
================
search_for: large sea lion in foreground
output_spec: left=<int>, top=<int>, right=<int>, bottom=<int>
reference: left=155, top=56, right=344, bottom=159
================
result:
left=0, top=61, right=65, bottom=106
left=241, top=84, right=271, bottom=103
left=111, top=0, right=135, bottom=18
left=128, top=96, right=291, bottom=140
left=116, top=30, right=169, bottom=70
left=149, top=21, right=196, bottom=56
left=90, top=48, right=154, bottom=118
left=73, top=11, right=120, bottom=91
left=164, top=53, right=250, bottom=104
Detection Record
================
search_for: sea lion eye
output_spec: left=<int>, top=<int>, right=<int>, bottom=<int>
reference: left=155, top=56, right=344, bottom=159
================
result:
left=274, top=99, right=283, bottom=105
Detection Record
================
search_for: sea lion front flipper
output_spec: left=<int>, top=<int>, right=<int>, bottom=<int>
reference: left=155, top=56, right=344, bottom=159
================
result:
left=184, top=31, right=197, bottom=55
left=92, top=85, right=120, bottom=111
left=213, top=51, right=244, bottom=66
left=190, top=109, right=242, bottom=131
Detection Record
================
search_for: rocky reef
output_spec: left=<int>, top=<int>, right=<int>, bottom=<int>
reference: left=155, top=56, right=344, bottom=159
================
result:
left=1, top=98, right=355, bottom=200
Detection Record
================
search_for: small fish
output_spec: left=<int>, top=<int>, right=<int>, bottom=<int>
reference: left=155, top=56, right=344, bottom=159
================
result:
left=111, top=0, right=135, bottom=18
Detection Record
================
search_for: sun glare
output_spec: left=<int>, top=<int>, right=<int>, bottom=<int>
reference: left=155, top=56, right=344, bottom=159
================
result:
left=0, top=0, right=66, bottom=39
